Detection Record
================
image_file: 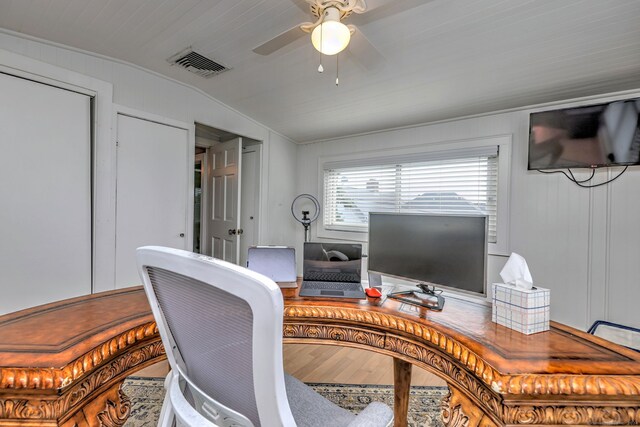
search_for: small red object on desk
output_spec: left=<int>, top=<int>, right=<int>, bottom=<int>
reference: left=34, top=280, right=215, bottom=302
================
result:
left=365, top=287, right=382, bottom=298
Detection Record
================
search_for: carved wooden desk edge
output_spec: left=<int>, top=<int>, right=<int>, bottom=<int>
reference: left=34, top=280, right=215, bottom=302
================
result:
left=0, top=289, right=166, bottom=426
left=2, top=288, right=639, bottom=427
left=283, top=304, right=640, bottom=426
left=0, top=327, right=165, bottom=426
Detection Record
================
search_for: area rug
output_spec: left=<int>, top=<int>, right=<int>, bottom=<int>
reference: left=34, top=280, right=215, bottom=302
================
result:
left=122, top=377, right=447, bottom=426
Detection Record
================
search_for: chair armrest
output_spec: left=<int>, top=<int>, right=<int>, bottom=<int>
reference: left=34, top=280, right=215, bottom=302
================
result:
left=346, top=402, right=393, bottom=427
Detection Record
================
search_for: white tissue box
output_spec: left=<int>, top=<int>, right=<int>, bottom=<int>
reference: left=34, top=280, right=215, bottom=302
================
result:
left=491, top=283, right=550, bottom=335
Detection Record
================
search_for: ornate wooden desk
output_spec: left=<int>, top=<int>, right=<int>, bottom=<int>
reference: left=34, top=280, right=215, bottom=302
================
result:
left=0, top=288, right=162, bottom=426
left=0, top=287, right=639, bottom=427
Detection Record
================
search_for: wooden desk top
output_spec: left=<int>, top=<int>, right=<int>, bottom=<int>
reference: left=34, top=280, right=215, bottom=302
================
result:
left=0, top=285, right=639, bottom=426
left=280, top=285, right=640, bottom=397
left=1, top=286, right=638, bottom=390
left=0, top=288, right=157, bottom=389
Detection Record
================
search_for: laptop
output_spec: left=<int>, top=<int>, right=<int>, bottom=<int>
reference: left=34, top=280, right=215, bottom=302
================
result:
left=299, top=242, right=366, bottom=299
left=246, top=246, right=297, bottom=288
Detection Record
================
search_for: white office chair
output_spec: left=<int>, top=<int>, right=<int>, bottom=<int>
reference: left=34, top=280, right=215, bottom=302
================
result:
left=136, top=246, right=393, bottom=427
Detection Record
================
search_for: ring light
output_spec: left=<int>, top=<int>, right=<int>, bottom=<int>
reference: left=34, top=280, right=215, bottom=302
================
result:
left=291, top=194, right=320, bottom=242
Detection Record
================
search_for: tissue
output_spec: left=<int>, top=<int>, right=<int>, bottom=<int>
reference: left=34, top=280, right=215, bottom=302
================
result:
left=500, top=252, right=533, bottom=290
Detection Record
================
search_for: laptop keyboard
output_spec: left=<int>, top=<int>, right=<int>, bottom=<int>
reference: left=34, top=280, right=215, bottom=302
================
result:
left=304, top=272, right=361, bottom=282
left=302, top=281, right=363, bottom=291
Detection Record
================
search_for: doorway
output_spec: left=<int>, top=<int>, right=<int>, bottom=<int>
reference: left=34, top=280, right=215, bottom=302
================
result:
left=240, top=143, right=262, bottom=267
left=193, top=151, right=206, bottom=253
left=194, top=123, right=261, bottom=266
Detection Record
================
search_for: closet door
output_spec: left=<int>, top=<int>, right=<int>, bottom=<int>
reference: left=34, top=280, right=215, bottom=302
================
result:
left=0, top=73, right=92, bottom=314
left=115, top=114, right=188, bottom=288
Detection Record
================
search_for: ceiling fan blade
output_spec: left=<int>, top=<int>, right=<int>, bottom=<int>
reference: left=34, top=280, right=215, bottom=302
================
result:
left=351, top=0, right=429, bottom=26
left=252, top=25, right=306, bottom=56
left=346, top=27, right=384, bottom=70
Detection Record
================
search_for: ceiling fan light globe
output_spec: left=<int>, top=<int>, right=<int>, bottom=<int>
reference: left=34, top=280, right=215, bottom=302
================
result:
left=311, top=21, right=351, bottom=55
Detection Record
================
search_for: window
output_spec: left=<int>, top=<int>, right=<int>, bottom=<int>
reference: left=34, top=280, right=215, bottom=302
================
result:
left=323, top=147, right=499, bottom=242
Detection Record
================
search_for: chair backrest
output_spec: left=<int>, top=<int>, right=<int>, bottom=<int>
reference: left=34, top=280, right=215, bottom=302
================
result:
left=136, top=246, right=296, bottom=426
left=588, top=320, right=640, bottom=352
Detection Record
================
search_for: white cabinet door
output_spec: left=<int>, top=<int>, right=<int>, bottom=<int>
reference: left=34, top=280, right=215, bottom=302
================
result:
left=208, top=138, right=242, bottom=263
left=0, top=73, right=92, bottom=314
left=115, top=114, right=188, bottom=288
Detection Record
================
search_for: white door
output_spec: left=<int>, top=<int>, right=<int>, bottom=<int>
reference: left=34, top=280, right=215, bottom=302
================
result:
left=0, top=73, right=92, bottom=314
left=240, top=146, right=260, bottom=267
left=208, top=138, right=242, bottom=263
left=115, top=114, right=189, bottom=288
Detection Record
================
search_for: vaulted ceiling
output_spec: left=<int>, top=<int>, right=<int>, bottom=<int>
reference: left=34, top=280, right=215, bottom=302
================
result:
left=1, top=0, right=640, bottom=142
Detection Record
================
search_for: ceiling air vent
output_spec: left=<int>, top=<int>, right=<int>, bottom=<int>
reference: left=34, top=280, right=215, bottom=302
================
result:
left=168, top=48, right=231, bottom=78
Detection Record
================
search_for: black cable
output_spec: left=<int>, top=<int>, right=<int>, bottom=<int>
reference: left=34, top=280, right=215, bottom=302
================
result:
left=571, top=166, right=628, bottom=188
left=536, top=168, right=574, bottom=180
left=417, top=283, right=443, bottom=295
left=567, top=168, right=596, bottom=183
left=535, top=166, right=628, bottom=188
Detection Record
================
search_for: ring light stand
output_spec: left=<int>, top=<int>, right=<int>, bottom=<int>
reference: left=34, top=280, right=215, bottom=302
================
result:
left=291, top=194, right=320, bottom=242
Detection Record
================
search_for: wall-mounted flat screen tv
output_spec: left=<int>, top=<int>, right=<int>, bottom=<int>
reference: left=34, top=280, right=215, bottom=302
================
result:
left=368, top=212, right=487, bottom=296
left=528, top=97, right=640, bottom=170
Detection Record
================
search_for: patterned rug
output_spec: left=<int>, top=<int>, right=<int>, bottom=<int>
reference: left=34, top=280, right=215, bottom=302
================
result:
left=123, top=377, right=448, bottom=426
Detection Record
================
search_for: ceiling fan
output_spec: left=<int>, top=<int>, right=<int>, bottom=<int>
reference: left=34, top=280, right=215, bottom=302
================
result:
left=253, top=0, right=425, bottom=69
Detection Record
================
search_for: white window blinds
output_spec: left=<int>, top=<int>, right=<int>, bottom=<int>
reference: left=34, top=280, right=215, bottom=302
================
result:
left=323, top=148, right=499, bottom=242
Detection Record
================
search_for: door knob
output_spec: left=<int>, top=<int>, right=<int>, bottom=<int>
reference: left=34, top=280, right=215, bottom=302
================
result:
left=237, top=229, right=243, bottom=235
left=228, top=229, right=237, bottom=235
left=179, top=233, right=185, bottom=237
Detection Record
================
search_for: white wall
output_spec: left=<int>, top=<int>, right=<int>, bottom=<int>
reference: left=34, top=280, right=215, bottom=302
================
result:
left=2, top=30, right=639, bottom=331
left=0, top=31, right=268, bottom=142
left=0, top=30, right=298, bottom=293
left=261, top=131, right=299, bottom=247
left=297, top=95, right=640, bottom=330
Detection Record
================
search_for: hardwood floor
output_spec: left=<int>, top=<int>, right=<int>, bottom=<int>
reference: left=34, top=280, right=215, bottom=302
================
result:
left=283, top=344, right=445, bottom=386
left=134, top=360, right=170, bottom=378
left=135, top=344, right=445, bottom=387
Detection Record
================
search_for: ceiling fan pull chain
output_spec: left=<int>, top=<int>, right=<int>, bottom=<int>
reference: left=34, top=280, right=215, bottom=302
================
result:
left=318, top=25, right=324, bottom=73
left=336, top=53, right=339, bottom=86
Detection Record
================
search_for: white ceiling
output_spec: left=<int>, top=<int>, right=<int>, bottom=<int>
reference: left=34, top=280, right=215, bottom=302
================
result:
left=1, top=0, right=640, bottom=142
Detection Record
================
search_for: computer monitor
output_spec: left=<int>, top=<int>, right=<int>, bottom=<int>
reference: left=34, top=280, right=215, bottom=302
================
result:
left=368, top=212, right=487, bottom=297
